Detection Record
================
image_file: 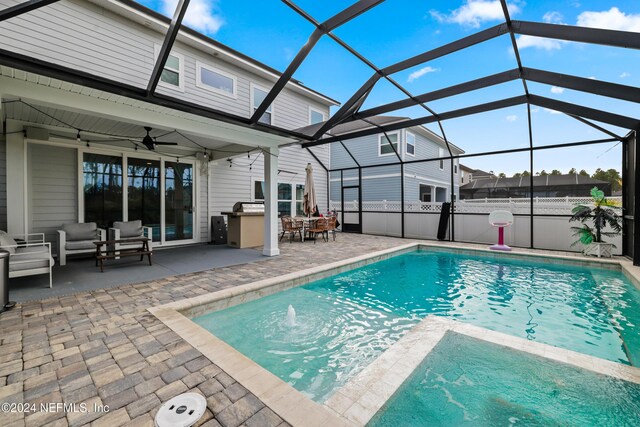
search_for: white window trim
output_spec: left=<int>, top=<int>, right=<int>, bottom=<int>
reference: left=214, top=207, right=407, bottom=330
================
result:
left=154, top=45, right=185, bottom=92
left=250, top=83, right=275, bottom=126
left=439, top=147, right=445, bottom=170
left=195, top=61, right=237, bottom=99
left=378, top=132, right=399, bottom=157
left=308, top=106, right=326, bottom=125
left=405, top=131, right=416, bottom=157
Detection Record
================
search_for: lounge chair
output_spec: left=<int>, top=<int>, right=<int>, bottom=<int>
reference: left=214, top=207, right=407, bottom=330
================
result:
left=58, top=222, right=106, bottom=266
left=108, top=220, right=153, bottom=256
left=0, top=231, right=55, bottom=288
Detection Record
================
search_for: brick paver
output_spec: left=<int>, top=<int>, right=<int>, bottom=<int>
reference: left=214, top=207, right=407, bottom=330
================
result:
left=0, top=234, right=407, bottom=426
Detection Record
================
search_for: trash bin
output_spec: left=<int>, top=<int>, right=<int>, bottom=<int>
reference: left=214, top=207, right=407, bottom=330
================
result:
left=0, top=249, right=15, bottom=313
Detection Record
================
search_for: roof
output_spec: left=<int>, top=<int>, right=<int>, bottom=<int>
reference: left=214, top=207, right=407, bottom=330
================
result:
left=460, top=174, right=610, bottom=190
left=98, top=0, right=340, bottom=106
left=295, top=116, right=465, bottom=154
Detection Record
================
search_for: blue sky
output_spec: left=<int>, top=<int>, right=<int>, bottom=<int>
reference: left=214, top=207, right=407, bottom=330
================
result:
left=137, top=0, right=640, bottom=176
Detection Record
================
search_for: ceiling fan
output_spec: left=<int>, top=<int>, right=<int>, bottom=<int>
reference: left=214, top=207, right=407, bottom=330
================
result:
left=142, top=127, right=178, bottom=150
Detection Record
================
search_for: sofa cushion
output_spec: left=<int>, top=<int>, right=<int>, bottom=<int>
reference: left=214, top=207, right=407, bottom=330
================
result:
left=15, top=246, right=49, bottom=255
left=66, top=241, right=96, bottom=251
left=0, top=230, right=16, bottom=254
left=63, top=223, right=97, bottom=241
left=9, top=252, right=52, bottom=272
left=113, top=220, right=143, bottom=238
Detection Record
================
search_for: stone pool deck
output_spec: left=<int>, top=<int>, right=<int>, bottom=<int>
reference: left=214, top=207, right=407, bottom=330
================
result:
left=0, top=235, right=636, bottom=427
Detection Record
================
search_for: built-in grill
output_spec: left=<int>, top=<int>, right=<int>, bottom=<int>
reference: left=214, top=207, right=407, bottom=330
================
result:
left=223, top=202, right=265, bottom=248
left=232, top=201, right=264, bottom=214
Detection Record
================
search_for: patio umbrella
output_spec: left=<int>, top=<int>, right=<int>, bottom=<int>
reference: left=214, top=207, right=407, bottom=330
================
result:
left=303, top=163, right=318, bottom=216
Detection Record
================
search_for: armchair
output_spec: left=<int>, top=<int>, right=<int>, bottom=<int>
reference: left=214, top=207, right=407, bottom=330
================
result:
left=58, top=222, right=106, bottom=266
left=0, top=231, right=55, bottom=288
left=109, top=220, right=153, bottom=257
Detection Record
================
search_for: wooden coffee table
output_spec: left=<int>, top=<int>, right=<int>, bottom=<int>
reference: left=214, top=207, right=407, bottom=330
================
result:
left=93, top=237, right=152, bottom=272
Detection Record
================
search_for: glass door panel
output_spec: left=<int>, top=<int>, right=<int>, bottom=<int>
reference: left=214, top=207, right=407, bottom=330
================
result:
left=83, top=153, right=123, bottom=229
left=165, top=162, right=194, bottom=241
left=128, top=158, right=161, bottom=241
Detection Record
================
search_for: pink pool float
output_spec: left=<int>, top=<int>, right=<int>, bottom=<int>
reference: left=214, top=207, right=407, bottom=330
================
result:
left=489, top=210, right=514, bottom=251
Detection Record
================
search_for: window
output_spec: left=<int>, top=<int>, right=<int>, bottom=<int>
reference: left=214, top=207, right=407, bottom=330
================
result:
left=379, top=133, right=399, bottom=156
left=406, top=132, right=416, bottom=156
left=309, top=107, right=326, bottom=125
left=254, top=181, right=304, bottom=217
left=196, top=62, right=236, bottom=97
left=155, top=46, right=184, bottom=91
left=439, top=148, right=445, bottom=170
left=252, top=85, right=273, bottom=125
left=454, top=161, right=458, bottom=174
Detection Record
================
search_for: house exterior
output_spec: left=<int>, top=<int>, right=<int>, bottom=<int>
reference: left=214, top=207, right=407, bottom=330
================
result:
left=328, top=117, right=464, bottom=203
left=0, top=0, right=338, bottom=255
left=460, top=174, right=612, bottom=199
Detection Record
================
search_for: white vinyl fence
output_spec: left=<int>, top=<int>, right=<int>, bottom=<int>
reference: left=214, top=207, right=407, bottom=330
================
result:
left=330, top=197, right=623, bottom=254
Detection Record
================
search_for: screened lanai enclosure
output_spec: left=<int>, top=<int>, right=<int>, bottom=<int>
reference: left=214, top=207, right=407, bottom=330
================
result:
left=0, top=0, right=639, bottom=261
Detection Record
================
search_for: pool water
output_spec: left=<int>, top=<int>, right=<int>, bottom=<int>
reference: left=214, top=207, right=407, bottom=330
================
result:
left=193, top=249, right=640, bottom=402
left=368, top=332, right=640, bottom=427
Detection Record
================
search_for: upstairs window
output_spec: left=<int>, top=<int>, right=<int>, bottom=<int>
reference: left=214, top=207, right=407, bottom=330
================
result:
left=155, top=46, right=184, bottom=91
left=196, top=62, right=236, bottom=97
left=252, top=85, right=273, bottom=125
left=379, top=133, right=399, bottom=156
left=454, top=161, right=458, bottom=174
left=439, top=148, right=445, bottom=170
left=406, top=132, right=416, bottom=156
left=309, top=107, right=326, bottom=125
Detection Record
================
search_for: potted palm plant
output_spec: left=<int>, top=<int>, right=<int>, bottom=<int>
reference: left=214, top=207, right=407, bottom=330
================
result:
left=569, top=187, right=622, bottom=258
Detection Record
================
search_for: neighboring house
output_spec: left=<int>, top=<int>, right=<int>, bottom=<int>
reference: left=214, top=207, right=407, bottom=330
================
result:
left=459, top=165, right=495, bottom=185
left=0, top=0, right=337, bottom=250
left=326, top=117, right=465, bottom=203
left=460, top=174, right=612, bottom=199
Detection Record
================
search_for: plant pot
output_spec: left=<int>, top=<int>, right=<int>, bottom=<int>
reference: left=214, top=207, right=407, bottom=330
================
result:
left=583, top=242, right=614, bottom=258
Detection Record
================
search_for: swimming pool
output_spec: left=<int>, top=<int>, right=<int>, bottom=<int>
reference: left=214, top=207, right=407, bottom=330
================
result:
left=193, top=248, right=640, bottom=403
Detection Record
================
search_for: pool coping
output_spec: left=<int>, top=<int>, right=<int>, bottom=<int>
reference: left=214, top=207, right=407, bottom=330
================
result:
left=148, top=241, right=640, bottom=426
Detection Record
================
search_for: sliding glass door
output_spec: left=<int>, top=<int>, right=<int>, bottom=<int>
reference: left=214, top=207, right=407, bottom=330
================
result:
left=83, top=154, right=123, bottom=229
left=164, top=162, right=194, bottom=241
left=127, top=158, right=161, bottom=241
left=83, top=153, right=195, bottom=244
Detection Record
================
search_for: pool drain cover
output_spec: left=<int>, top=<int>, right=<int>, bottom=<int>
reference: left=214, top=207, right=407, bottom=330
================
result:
left=154, top=393, right=207, bottom=427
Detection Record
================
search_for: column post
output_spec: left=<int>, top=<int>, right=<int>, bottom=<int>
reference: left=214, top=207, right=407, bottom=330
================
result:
left=263, top=146, right=280, bottom=257
left=6, top=120, right=26, bottom=235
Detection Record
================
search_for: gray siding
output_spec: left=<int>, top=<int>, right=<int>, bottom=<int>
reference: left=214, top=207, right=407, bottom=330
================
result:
left=0, top=138, right=6, bottom=230
left=28, top=143, right=77, bottom=246
left=0, top=0, right=331, bottom=130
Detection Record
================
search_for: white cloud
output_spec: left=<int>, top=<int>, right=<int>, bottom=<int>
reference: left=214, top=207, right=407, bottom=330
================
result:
left=516, top=35, right=564, bottom=50
left=550, top=86, right=565, bottom=94
left=506, top=114, right=518, bottom=122
left=543, top=108, right=563, bottom=115
left=543, top=11, right=564, bottom=24
left=588, top=76, right=598, bottom=80
left=407, top=66, right=439, bottom=82
left=161, top=0, right=223, bottom=34
left=577, top=7, right=640, bottom=32
left=430, top=0, right=521, bottom=28
left=620, top=72, right=631, bottom=78
left=530, top=107, right=540, bottom=113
